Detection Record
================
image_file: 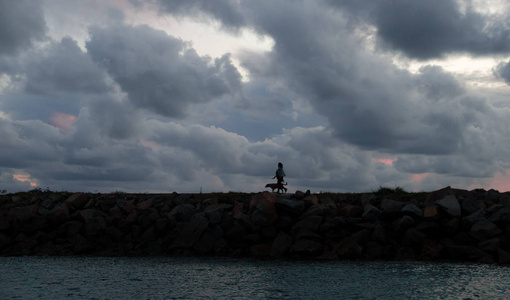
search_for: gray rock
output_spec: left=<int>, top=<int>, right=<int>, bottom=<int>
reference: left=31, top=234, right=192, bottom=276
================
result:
left=469, top=218, right=502, bottom=241
left=401, top=204, right=423, bottom=218
left=290, top=239, right=323, bottom=256
left=171, top=215, right=209, bottom=248
left=65, top=193, right=89, bottom=210
left=292, top=216, right=323, bottom=235
left=488, top=207, right=510, bottom=224
left=437, top=195, right=461, bottom=218
left=381, top=199, right=405, bottom=213
left=461, top=197, right=485, bottom=215
left=393, top=215, right=415, bottom=232
left=461, top=209, right=484, bottom=228
left=270, top=231, right=294, bottom=258
left=362, top=204, right=381, bottom=221
left=276, top=198, right=305, bottom=215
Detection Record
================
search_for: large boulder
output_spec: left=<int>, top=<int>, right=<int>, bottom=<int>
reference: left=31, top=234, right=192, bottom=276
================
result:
left=171, top=215, right=209, bottom=249
left=469, top=218, right=503, bottom=241
left=437, top=195, right=461, bottom=218
left=362, top=204, right=381, bottom=221
left=401, top=204, right=423, bottom=219
left=460, top=197, right=485, bottom=215
left=270, top=231, right=294, bottom=258
left=290, top=239, right=323, bottom=257
left=47, top=203, right=69, bottom=225
left=276, top=198, right=305, bottom=215
left=65, top=193, right=89, bottom=210
left=381, top=199, right=405, bottom=213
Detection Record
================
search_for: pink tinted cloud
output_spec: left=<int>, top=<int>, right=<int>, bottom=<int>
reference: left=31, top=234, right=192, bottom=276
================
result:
left=50, top=113, right=76, bottom=134
left=489, top=169, right=510, bottom=192
left=411, top=173, right=429, bottom=183
left=13, top=174, right=38, bottom=187
left=373, top=157, right=396, bottom=166
left=140, top=138, right=161, bottom=150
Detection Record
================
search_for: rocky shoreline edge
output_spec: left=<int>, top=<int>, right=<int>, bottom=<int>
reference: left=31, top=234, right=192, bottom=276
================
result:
left=2, top=187, right=510, bottom=264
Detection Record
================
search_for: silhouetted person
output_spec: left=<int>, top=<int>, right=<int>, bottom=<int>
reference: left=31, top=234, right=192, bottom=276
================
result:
left=273, top=162, right=286, bottom=190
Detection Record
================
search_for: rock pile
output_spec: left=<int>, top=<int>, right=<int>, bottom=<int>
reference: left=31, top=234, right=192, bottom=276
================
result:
left=2, top=187, right=510, bottom=264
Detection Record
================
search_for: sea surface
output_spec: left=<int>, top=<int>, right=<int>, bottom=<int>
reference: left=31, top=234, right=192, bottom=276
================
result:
left=0, top=256, right=509, bottom=299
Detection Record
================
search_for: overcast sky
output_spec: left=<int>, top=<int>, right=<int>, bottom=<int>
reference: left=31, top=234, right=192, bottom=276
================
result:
left=2, top=0, right=510, bottom=194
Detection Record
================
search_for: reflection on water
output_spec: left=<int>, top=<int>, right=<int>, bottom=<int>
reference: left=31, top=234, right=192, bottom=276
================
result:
left=0, top=256, right=509, bottom=299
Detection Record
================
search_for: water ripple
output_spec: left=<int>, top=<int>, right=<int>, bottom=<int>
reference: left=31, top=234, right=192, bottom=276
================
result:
left=0, top=257, right=509, bottom=299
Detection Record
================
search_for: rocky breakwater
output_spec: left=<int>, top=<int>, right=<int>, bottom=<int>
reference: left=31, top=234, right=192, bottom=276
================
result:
left=2, top=187, right=510, bottom=264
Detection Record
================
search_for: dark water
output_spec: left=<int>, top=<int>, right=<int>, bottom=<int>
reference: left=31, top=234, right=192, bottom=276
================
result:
left=0, top=257, right=508, bottom=299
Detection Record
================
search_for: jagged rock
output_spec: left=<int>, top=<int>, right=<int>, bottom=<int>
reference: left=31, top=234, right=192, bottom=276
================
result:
left=106, top=226, right=124, bottom=242
left=8, top=205, right=36, bottom=222
left=395, top=247, right=416, bottom=260
left=362, top=204, right=381, bottom=221
left=478, top=237, right=501, bottom=252
left=300, top=204, right=335, bottom=219
left=233, top=201, right=244, bottom=219
left=63, top=221, right=83, bottom=238
left=302, top=194, right=319, bottom=206
left=401, top=204, right=423, bottom=219
left=47, top=203, right=69, bottom=225
left=270, top=231, right=294, bottom=258
left=340, top=204, right=363, bottom=218
left=488, top=207, right=510, bottom=225
left=290, top=239, right=323, bottom=256
left=381, top=199, right=405, bottom=213
left=497, top=248, right=510, bottom=264
left=403, top=228, right=426, bottom=245
left=372, top=221, right=387, bottom=243
left=137, top=198, right=154, bottom=210
left=292, top=216, right=323, bottom=235
left=336, top=237, right=362, bottom=258
left=442, top=218, right=460, bottom=236
left=250, top=192, right=277, bottom=209
left=194, top=226, right=223, bottom=253
left=171, top=215, right=209, bottom=249
left=250, top=244, right=270, bottom=256
left=393, top=215, right=415, bottom=233
left=425, top=186, right=452, bottom=206
left=71, top=234, right=93, bottom=253
left=65, top=193, right=89, bottom=210
left=276, top=198, right=305, bottom=215
left=461, top=197, right=485, bottom=214
left=168, top=203, right=196, bottom=222
left=84, top=216, right=107, bottom=236
left=437, top=195, right=461, bottom=218
left=424, top=205, right=439, bottom=219
left=319, top=216, right=345, bottom=232
left=250, top=193, right=278, bottom=225
left=461, top=209, right=484, bottom=229
left=360, top=194, right=376, bottom=206
left=469, top=219, right=502, bottom=241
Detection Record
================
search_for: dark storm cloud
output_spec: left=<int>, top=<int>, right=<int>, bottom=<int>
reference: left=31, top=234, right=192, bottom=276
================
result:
left=156, top=0, right=245, bottom=29
left=237, top=1, right=472, bottom=154
left=25, top=37, right=110, bottom=95
left=494, top=61, right=510, bottom=85
left=326, top=0, right=510, bottom=59
left=86, top=24, right=243, bottom=118
left=0, top=0, right=47, bottom=55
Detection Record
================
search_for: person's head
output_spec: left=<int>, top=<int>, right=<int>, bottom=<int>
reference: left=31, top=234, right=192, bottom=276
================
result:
left=278, top=162, right=283, bottom=168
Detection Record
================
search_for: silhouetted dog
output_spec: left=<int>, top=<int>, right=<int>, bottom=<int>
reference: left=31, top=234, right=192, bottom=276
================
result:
left=265, top=182, right=287, bottom=193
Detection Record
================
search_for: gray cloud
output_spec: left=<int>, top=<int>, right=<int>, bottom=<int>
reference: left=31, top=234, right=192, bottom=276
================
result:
left=156, top=0, right=245, bottom=29
left=86, top=24, right=243, bottom=118
left=327, top=0, right=510, bottom=59
left=495, top=61, right=510, bottom=85
left=0, top=0, right=47, bottom=55
left=25, top=37, right=110, bottom=96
